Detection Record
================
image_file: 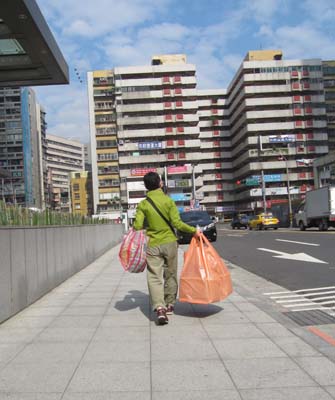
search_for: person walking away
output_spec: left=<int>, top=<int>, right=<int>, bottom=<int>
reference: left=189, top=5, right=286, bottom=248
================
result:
left=133, top=172, right=200, bottom=325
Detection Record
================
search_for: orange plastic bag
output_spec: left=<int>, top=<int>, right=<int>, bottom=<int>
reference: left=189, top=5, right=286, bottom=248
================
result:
left=179, top=233, right=233, bottom=304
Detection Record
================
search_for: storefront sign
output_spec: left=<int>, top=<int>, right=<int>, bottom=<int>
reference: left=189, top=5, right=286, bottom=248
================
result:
left=170, top=193, right=192, bottom=201
left=167, top=165, right=187, bottom=173
left=138, top=142, right=162, bottom=150
left=269, top=134, right=295, bottom=143
left=130, top=167, right=157, bottom=176
left=251, top=174, right=282, bottom=182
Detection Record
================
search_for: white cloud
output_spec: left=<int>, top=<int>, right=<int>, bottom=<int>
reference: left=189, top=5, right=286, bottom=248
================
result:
left=258, top=23, right=335, bottom=59
left=302, top=0, right=335, bottom=22
left=37, top=0, right=171, bottom=37
left=35, top=85, right=90, bottom=142
left=244, top=0, right=287, bottom=22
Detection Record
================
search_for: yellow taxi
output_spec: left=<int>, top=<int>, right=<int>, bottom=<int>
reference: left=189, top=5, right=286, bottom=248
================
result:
left=248, top=213, right=279, bottom=230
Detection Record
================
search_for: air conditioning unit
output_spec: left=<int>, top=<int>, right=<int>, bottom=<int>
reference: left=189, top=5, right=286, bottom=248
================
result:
left=119, top=140, right=124, bottom=145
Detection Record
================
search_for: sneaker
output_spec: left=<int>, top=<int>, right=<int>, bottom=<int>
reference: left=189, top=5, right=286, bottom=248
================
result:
left=166, top=304, right=174, bottom=315
left=156, top=307, right=168, bottom=325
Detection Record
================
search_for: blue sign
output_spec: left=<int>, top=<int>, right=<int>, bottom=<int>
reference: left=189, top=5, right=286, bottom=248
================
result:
left=252, top=174, right=282, bottom=182
left=138, top=142, right=162, bottom=150
left=269, top=135, right=295, bottom=143
left=170, top=193, right=192, bottom=201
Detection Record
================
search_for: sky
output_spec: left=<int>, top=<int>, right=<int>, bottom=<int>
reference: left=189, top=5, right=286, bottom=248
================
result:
left=34, top=0, right=335, bottom=144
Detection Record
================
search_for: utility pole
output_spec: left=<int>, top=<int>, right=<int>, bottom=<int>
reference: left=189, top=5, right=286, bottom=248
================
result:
left=261, top=169, right=267, bottom=213
left=286, top=160, right=293, bottom=228
left=191, top=164, right=196, bottom=202
left=258, top=135, right=267, bottom=213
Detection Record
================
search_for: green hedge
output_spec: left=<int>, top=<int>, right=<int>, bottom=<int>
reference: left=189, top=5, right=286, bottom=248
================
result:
left=0, top=201, right=109, bottom=226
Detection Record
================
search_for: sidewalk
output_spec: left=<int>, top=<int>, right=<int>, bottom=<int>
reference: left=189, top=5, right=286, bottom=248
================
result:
left=0, top=244, right=335, bottom=399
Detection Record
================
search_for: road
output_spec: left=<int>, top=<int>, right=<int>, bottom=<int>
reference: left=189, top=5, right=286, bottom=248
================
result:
left=213, top=225, right=335, bottom=291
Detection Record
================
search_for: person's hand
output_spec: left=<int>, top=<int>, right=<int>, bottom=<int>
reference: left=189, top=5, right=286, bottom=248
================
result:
left=194, top=227, right=202, bottom=238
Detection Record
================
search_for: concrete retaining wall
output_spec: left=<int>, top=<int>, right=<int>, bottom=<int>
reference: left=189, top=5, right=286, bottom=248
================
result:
left=0, top=224, right=124, bottom=324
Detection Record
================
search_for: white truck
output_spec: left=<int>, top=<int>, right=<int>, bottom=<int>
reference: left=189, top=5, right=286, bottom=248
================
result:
left=295, top=186, right=335, bottom=231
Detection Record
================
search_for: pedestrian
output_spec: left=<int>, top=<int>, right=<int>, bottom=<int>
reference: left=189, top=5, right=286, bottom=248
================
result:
left=133, top=171, right=200, bottom=325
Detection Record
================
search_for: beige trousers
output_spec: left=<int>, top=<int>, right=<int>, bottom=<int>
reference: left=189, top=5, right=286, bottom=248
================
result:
left=146, top=241, right=178, bottom=311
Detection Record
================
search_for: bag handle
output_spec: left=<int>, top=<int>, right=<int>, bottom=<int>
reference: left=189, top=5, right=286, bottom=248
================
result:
left=146, top=197, right=177, bottom=237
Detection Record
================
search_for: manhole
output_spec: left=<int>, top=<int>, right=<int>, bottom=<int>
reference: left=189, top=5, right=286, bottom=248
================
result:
left=284, top=310, right=335, bottom=326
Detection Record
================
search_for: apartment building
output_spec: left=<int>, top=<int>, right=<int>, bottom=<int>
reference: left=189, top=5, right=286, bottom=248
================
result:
left=229, top=50, right=328, bottom=221
left=88, top=55, right=209, bottom=214
left=70, top=170, right=93, bottom=216
left=323, top=60, right=335, bottom=151
left=88, top=51, right=330, bottom=223
left=46, top=134, right=84, bottom=212
left=0, top=87, right=46, bottom=208
left=196, top=89, right=235, bottom=217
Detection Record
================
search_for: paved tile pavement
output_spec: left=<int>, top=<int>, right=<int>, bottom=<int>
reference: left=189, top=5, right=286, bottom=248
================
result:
left=0, top=244, right=335, bottom=399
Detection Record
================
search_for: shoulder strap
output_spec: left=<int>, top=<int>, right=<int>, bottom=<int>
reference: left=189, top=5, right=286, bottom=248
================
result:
left=146, top=197, right=176, bottom=237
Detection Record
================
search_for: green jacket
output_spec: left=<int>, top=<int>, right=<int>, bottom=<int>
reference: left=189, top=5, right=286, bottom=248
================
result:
left=133, top=188, right=196, bottom=247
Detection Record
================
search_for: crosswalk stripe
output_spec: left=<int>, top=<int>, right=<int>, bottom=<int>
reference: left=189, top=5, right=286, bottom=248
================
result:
left=270, top=290, right=335, bottom=300
left=264, top=286, right=335, bottom=313
left=264, top=286, right=335, bottom=295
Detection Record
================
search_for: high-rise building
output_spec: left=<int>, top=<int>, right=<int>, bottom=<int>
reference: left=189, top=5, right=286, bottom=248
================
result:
left=88, top=51, right=330, bottom=224
left=70, top=170, right=93, bottom=216
left=88, top=55, right=220, bottom=215
left=0, top=87, right=46, bottom=208
left=230, top=50, right=328, bottom=221
left=322, top=60, right=335, bottom=151
left=46, top=134, right=84, bottom=212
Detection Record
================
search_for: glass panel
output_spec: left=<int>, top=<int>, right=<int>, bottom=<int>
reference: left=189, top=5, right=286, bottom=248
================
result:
left=0, top=39, right=26, bottom=55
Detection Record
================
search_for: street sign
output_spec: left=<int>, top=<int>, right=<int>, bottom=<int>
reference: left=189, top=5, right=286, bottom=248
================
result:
left=245, top=178, right=259, bottom=186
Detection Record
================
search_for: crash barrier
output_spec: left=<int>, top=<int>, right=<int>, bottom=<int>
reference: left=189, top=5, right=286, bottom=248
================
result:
left=0, top=224, right=124, bottom=324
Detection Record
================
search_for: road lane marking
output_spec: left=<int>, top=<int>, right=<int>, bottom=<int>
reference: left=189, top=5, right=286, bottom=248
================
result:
left=264, top=286, right=335, bottom=295
left=257, top=248, right=327, bottom=264
left=276, top=239, right=320, bottom=246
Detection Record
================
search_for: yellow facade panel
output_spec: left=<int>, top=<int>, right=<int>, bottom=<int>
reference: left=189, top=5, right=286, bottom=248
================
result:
left=245, top=50, right=283, bottom=61
left=96, top=149, right=118, bottom=155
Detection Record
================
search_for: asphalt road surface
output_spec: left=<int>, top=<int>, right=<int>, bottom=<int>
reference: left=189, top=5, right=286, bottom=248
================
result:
left=213, top=225, right=335, bottom=291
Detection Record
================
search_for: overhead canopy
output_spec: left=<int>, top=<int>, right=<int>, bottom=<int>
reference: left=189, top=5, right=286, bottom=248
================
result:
left=0, top=0, right=69, bottom=86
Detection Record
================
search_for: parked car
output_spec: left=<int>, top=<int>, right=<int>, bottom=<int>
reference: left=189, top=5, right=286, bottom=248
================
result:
left=231, top=214, right=250, bottom=229
left=248, top=213, right=279, bottom=230
left=177, top=210, right=217, bottom=244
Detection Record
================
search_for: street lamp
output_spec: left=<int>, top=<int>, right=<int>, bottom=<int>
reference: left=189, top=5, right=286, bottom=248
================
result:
left=278, top=155, right=293, bottom=228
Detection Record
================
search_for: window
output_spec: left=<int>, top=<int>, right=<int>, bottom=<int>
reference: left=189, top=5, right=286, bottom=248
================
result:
left=73, top=184, right=80, bottom=191
left=177, top=126, right=184, bottom=132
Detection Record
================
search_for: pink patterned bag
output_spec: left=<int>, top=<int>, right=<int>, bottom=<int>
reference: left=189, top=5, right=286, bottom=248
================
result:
left=118, top=228, right=147, bottom=273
